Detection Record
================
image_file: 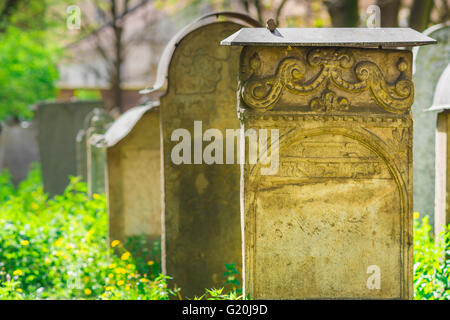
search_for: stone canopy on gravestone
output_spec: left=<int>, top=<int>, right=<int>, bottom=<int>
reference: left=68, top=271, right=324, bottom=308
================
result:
left=34, top=100, right=104, bottom=196
left=222, top=27, right=435, bottom=299
left=412, top=23, right=450, bottom=227
left=144, top=12, right=261, bottom=298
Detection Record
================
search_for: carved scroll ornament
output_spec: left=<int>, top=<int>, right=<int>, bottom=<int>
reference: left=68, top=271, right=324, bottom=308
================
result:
left=241, top=48, right=414, bottom=114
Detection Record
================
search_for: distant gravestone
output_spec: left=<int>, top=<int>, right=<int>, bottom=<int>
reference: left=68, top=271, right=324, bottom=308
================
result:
left=413, top=23, right=450, bottom=225
left=427, top=63, right=450, bottom=237
left=85, top=109, right=113, bottom=198
left=0, top=121, right=40, bottom=185
left=76, top=110, right=103, bottom=183
left=101, top=104, right=161, bottom=249
left=146, top=13, right=260, bottom=298
left=34, top=100, right=104, bottom=196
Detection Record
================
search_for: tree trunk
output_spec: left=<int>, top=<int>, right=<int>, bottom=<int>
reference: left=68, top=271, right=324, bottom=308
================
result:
left=377, top=0, right=401, bottom=27
left=110, top=0, right=123, bottom=112
left=409, top=0, right=434, bottom=31
left=324, top=0, right=359, bottom=27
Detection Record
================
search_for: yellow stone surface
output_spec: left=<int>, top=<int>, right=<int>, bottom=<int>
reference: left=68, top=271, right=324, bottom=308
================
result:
left=107, top=110, right=161, bottom=245
left=239, top=46, right=414, bottom=299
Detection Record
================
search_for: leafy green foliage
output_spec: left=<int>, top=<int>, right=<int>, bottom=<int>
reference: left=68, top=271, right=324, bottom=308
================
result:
left=0, top=165, right=174, bottom=299
left=0, top=26, right=59, bottom=121
left=414, top=215, right=450, bottom=300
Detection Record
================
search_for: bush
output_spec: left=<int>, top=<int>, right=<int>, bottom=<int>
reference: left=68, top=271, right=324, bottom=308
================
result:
left=0, top=164, right=174, bottom=300
left=414, top=214, right=450, bottom=300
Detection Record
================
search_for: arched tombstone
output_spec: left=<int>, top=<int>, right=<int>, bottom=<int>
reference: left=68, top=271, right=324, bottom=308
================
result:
left=412, top=22, right=450, bottom=225
left=86, top=109, right=114, bottom=198
left=427, top=63, right=450, bottom=238
left=34, top=100, right=104, bottom=196
left=144, top=12, right=261, bottom=298
left=100, top=103, right=162, bottom=261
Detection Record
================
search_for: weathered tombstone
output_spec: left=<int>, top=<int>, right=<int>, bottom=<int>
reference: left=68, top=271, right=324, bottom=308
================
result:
left=76, top=110, right=103, bottom=183
left=222, top=27, right=435, bottom=299
left=427, top=63, right=450, bottom=238
left=412, top=23, right=450, bottom=225
left=145, top=12, right=260, bottom=298
left=101, top=103, right=161, bottom=251
left=85, top=109, right=114, bottom=198
left=34, top=100, right=104, bottom=196
left=0, top=121, right=40, bottom=186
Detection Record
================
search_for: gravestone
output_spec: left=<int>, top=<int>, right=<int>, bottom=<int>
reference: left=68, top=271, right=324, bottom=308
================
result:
left=85, top=109, right=114, bottom=197
left=427, top=63, right=450, bottom=237
left=34, top=100, right=104, bottom=196
left=76, top=109, right=104, bottom=183
left=0, top=121, right=40, bottom=185
left=222, top=27, right=435, bottom=299
left=412, top=23, right=450, bottom=225
left=147, top=13, right=260, bottom=298
left=101, top=103, right=161, bottom=250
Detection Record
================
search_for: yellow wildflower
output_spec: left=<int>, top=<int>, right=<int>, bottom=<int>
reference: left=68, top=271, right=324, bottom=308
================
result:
left=84, top=288, right=92, bottom=295
left=111, top=240, right=120, bottom=248
left=17, top=288, right=23, bottom=293
left=55, top=237, right=64, bottom=247
left=147, top=260, right=154, bottom=266
left=83, top=276, right=90, bottom=283
left=127, top=264, right=134, bottom=269
left=108, top=273, right=114, bottom=279
left=93, top=193, right=101, bottom=200
left=140, top=278, right=149, bottom=283
left=114, top=267, right=126, bottom=274
left=31, top=203, right=39, bottom=210
left=20, top=240, right=30, bottom=246
left=121, top=252, right=130, bottom=261
left=13, top=270, right=23, bottom=276
left=105, top=286, right=114, bottom=291
left=413, top=211, right=420, bottom=219
left=117, top=280, right=124, bottom=286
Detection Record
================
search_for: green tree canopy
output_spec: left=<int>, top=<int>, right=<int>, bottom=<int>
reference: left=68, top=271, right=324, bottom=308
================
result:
left=0, top=26, right=59, bottom=121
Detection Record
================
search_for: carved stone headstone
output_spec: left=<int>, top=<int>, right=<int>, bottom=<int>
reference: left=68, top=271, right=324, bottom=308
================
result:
left=85, top=109, right=114, bottom=198
left=427, top=63, right=450, bottom=237
left=0, top=121, right=40, bottom=186
left=102, top=104, right=161, bottom=251
left=148, top=14, right=260, bottom=298
left=412, top=23, right=450, bottom=225
left=222, top=27, right=435, bottom=299
left=34, top=100, right=104, bottom=196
